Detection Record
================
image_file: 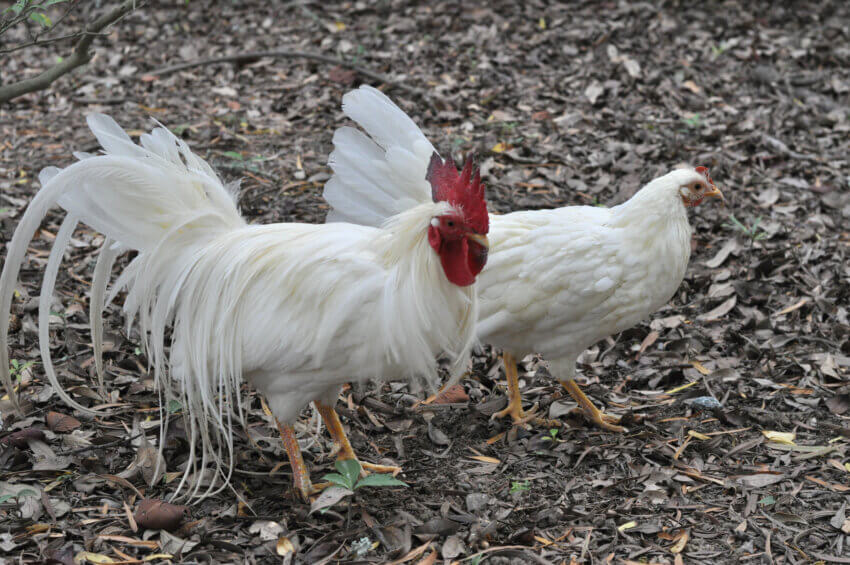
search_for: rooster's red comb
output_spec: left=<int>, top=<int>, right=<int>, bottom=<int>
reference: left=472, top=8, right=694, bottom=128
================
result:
left=426, top=152, right=489, bottom=235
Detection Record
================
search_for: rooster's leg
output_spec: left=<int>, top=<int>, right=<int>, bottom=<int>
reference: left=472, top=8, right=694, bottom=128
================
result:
left=314, top=401, right=401, bottom=476
left=491, top=352, right=540, bottom=425
left=275, top=418, right=322, bottom=500
left=559, top=379, right=624, bottom=432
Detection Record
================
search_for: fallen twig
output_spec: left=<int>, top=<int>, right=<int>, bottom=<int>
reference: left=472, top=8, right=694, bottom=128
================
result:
left=146, top=49, right=426, bottom=97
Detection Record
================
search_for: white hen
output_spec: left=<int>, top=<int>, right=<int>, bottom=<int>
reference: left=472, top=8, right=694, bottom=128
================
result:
left=324, top=85, right=723, bottom=432
left=0, top=111, right=489, bottom=500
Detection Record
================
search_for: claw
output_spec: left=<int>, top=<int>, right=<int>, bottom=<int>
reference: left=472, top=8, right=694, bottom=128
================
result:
left=316, top=400, right=404, bottom=478
left=560, top=379, right=625, bottom=433
left=359, top=461, right=402, bottom=478
left=492, top=398, right=538, bottom=426
left=490, top=352, right=541, bottom=427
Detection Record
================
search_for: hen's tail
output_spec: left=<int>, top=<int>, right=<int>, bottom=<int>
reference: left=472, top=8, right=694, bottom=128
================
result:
left=323, top=85, right=436, bottom=226
left=0, top=116, right=245, bottom=495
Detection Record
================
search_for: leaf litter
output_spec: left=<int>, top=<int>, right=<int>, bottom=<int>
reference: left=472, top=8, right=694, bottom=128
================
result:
left=1, top=0, right=850, bottom=562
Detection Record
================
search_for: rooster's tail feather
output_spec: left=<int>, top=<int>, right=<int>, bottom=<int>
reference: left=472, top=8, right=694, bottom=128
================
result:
left=1, top=115, right=245, bottom=498
left=323, top=85, right=436, bottom=226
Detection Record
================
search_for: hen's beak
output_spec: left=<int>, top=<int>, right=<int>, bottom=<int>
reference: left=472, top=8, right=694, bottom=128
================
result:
left=704, top=185, right=724, bottom=202
left=467, top=233, right=489, bottom=250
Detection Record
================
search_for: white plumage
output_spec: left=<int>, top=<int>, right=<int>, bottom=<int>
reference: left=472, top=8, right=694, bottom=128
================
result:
left=324, top=86, right=435, bottom=225
left=476, top=172, right=696, bottom=365
left=1, top=111, right=483, bottom=499
left=324, top=86, right=723, bottom=430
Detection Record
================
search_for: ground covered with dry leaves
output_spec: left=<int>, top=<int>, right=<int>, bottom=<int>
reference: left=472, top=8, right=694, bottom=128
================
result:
left=1, top=1, right=849, bottom=563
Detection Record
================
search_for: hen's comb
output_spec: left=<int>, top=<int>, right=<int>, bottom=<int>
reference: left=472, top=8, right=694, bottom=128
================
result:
left=695, top=166, right=717, bottom=190
left=427, top=152, right=489, bottom=234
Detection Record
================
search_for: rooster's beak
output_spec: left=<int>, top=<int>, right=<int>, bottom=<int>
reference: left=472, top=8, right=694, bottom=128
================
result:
left=704, top=185, right=724, bottom=202
left=467, top=233, right=489, bottom=250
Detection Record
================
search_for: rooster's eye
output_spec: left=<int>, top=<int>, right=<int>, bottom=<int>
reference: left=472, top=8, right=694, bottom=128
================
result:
left=447, top=220, right=455, bottom=227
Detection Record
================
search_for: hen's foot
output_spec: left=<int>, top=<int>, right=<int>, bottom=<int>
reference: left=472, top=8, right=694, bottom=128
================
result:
left=491, top=351, right=542, bottom=426
left=560, top=379, right=625, bottom=432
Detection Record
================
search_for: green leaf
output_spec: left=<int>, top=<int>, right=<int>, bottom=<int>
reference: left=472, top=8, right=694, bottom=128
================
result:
left=44, top=0, right=70, bottom=6
left=759, top=495, right=775, bottom=506
left=29, top=12, right=52, bottom=27
left=334, top=458, right=362, bottom=486
left=8, top=1, right=29, bottom=15
left=0, top=494, right=14, bottom=504
left=15, top=489, right=38, bottom=498
left=683, top=114, right=701, bottom=128
left=355, top=474, right=407, bottom=489
left=222, top=151, right=243, bottom=161
left=321, top=472, right=354, bottom=490
left=509, top=480, right=530, bottom=493
left=167, top=399, right=182, bottom=414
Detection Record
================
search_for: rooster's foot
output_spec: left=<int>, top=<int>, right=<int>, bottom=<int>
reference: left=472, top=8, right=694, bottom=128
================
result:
left=491, top=400, right=539, bottom=426
left=357, top=460, right=402, bottom=477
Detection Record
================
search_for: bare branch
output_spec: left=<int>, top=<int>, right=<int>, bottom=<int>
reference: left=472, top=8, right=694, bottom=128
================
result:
left=0, top=0, right=138, bottom=105
left=147, top=49, right=427, bottom=97
left=0, top=30, right=109, bottom=55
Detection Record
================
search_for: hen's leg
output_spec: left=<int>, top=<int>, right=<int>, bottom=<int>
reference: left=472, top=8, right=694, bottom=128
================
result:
left=491, top=352, right=539, bottom=425
left=560, top=379, right=624, bottom=432
left=314, top=401, right=401, bottom=476
left=274, top=418, right=321, bottom=500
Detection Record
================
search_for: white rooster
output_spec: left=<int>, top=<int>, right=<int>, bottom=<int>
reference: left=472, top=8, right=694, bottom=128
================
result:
left=0, top=111, right=489, bottom=499
left=324, top=85, right=723, bottom=432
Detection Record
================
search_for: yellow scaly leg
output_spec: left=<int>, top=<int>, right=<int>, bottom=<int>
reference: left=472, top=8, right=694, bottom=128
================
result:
left=560, top=379, right=624, bottom=432
left=315, top=401, right=401, bottom=476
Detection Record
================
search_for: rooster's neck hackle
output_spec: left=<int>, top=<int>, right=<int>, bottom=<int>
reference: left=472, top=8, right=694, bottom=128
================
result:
left=372, top=200, right=478, bottom=378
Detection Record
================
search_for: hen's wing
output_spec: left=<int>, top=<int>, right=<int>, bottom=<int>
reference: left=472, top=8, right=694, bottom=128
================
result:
left=476, top=205, right=642, bottom=356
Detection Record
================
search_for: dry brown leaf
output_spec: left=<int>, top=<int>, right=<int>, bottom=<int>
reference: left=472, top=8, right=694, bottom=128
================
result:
left=47, top=411, right=81, bottom=433
left=681, top=80, right=701, bottom=93
left=762, top=430, right=796, bottom=445
left=133, top=498, right=189, bottom=531
left=806, top=475, right=850, bottom=492
left=431, top=384, right=469, bottom=404
left=1, top=428, right=46, bottom=448
left=386, top=541, right=433, bottom=565
left=276, top=536, right=295, bottom=556
left=415, top=551, right=437, bottom=565
left=733, top=473, right=785, bottom=488
left=670, top=529, right=689, bottom=553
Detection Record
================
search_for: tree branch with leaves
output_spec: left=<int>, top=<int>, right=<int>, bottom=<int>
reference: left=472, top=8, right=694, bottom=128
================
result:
left=0, top=0, right=140, bottom=105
